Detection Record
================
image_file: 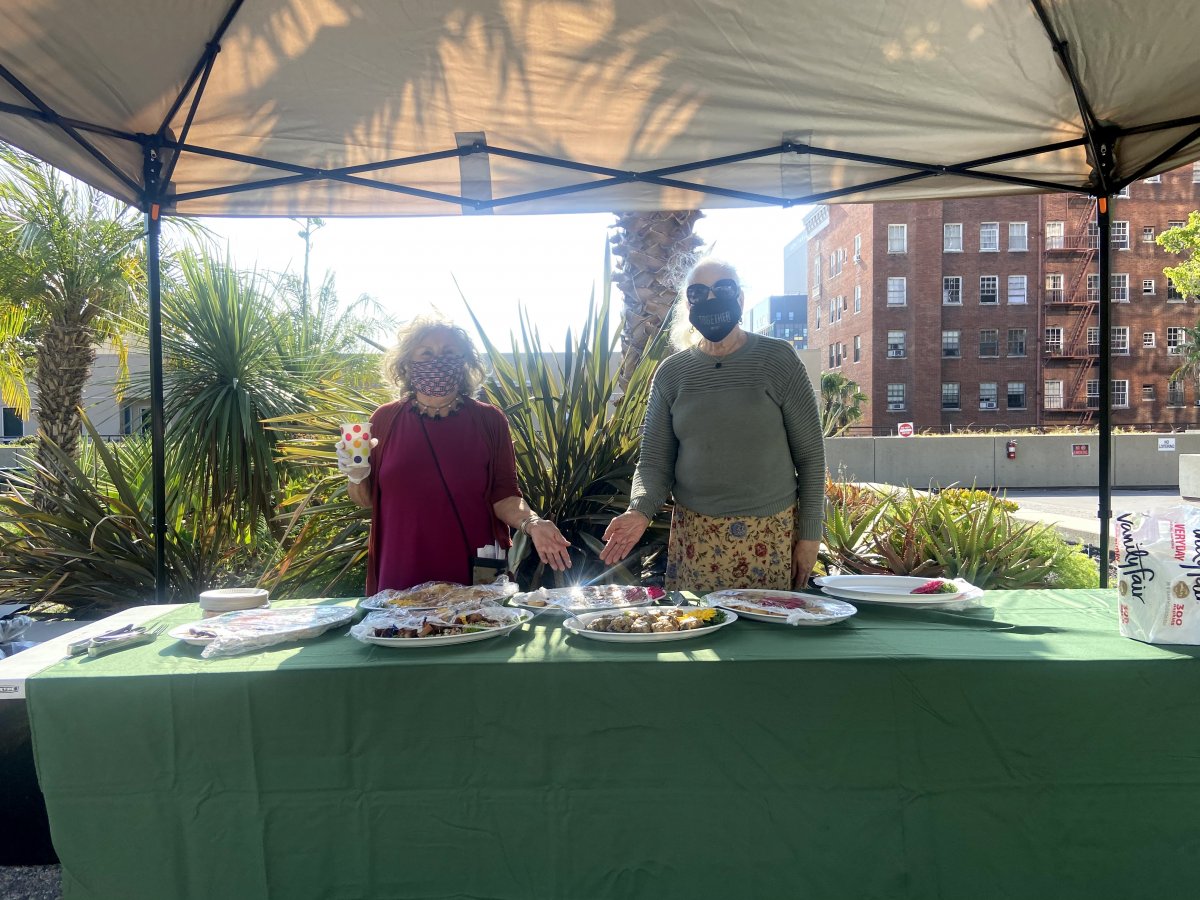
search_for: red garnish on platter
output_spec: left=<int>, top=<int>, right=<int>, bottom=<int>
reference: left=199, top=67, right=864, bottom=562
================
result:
left=911, top=579, right=958, bottom=594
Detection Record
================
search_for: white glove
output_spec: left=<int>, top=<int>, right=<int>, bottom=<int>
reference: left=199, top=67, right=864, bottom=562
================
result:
left=335, top=437, right=377, bottom=484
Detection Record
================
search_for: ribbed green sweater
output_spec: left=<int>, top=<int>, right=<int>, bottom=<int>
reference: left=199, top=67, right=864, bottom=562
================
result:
left=628, top=332, right=826, bottom=541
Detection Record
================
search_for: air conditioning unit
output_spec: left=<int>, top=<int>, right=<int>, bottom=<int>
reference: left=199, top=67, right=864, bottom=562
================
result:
left=887, top=402, right=906, bottom=411
left=1169, top=346, right=1184, bottom=355
left=886, top=349, right=904, bottom=358
left=980, top=400, right=997, bottom=410
left=853, top=253, right=863, bottom=264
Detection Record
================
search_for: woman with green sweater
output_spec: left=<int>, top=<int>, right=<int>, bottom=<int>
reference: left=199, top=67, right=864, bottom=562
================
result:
left=600, top=258, right=826, bottom=591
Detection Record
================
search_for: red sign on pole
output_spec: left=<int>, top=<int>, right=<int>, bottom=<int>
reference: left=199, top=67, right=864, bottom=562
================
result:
left=897, top=422, right=914, bottom=438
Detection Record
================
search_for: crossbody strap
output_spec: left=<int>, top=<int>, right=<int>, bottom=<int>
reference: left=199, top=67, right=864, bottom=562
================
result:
left=417, top=415, right=473, bottom=583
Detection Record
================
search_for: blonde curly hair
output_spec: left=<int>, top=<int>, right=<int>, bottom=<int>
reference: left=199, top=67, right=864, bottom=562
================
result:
left=380, top=316, right=488, bottom=398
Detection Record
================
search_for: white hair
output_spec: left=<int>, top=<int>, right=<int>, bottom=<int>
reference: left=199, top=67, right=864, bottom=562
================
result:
left=667, top=257, right=744, bottom=350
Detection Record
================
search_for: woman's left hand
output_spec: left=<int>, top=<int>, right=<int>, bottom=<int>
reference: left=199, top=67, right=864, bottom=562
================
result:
left=792, top=539, right=820, bottom=589
left=528, top=520, right=572, bottom=572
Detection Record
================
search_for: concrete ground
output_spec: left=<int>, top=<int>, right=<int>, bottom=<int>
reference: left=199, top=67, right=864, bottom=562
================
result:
left=1004, top=487, right=1189, bottom=547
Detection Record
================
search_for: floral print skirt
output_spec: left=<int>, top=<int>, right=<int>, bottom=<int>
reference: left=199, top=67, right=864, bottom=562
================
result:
left=665, top=503, right=795, bottom=593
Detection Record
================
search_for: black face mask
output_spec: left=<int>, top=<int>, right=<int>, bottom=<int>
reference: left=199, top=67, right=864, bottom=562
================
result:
left=689, top=295, right=741, bottom=343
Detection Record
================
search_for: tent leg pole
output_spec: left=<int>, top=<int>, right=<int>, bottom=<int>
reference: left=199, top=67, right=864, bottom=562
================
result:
left=1097, top=196, right=1112, bottom=588
left=143, top=145, right=168, bottom=603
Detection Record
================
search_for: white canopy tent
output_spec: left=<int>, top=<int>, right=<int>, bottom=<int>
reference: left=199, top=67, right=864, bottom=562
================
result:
left=3, top=0, right=1200, bottom=595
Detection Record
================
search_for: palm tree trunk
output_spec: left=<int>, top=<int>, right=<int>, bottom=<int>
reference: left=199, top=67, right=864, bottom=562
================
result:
left=34, top=322, right=95, bottom=470
left=610, top=211, right=704, bottom=389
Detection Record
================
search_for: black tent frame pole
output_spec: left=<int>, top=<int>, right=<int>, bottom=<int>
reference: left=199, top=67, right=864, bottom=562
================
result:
left=142, top=142, right=168, bottom=602
left=1097, top=195, right=1112, bottom=588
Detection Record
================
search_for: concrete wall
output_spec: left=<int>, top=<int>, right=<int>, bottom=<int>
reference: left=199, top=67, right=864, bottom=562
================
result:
left=825, top=432, right=1198, bottom=489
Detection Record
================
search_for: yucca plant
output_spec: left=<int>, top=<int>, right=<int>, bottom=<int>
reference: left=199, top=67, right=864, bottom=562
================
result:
left=467, top=288, right=670, bottom=588
left=822, top=484, right=1075, bottom=589
left=0, top=415, right=254, bottom=611
left=260, top=383, right=386, bottom=598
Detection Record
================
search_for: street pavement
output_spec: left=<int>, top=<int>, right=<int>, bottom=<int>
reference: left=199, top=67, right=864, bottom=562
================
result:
left=1003, top=488, right=1189, bottom=548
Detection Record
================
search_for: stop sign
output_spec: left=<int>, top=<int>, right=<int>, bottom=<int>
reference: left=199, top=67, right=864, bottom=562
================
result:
left=897, top=422, right=914, bottom=438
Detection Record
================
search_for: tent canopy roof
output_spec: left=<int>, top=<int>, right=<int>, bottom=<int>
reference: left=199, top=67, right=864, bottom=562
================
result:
left=2, top=0, right=1199, bottom=217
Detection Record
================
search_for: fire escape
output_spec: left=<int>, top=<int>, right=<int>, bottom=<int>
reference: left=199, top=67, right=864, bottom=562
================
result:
left=1044, top=196, right=1099, bottom=425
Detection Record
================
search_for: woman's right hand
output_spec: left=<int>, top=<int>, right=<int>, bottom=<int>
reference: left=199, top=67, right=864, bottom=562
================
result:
left=336, top=437, right=377, bottom=484
left=600, top=511, right=650, bottom=564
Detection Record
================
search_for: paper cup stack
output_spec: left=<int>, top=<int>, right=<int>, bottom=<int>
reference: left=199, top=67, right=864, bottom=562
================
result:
left=341, top=422, right=372, bottom=466
left=199, top=587, right=270, bottom=618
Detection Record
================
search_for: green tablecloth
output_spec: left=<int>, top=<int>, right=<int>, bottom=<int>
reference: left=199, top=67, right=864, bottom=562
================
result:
left=26, top=590, right=1200, bottom=900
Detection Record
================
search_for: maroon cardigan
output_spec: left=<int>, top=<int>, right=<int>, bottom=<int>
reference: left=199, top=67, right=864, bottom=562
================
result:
left=364, top=398, right=517, bottom=594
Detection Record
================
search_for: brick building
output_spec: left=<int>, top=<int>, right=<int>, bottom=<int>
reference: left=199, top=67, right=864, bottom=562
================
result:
left=804, top=163, right=1200, bottom=431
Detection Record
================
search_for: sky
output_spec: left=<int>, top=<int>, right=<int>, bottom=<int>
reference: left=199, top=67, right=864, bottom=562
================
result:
left=204, top=205, right=812, bottom=349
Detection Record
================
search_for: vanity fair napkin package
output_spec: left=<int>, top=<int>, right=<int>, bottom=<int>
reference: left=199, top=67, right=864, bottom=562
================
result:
left=1115, top=506, right=1200, bottom=645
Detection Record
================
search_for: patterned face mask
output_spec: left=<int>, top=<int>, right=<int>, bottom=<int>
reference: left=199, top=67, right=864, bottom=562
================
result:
left=408, top=352, right=465, bottom=397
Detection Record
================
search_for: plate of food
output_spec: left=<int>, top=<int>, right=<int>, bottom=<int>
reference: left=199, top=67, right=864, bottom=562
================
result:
left=563, top=606, right=737, bottom=642
left=511, top=584, right=665, bottom=615
left=359, top=579, right=518, bottom=611
left=812, top=575, right=974, bottom=605
left=350, top=605, right=531, bottom=647
left=168, top=605, right=355, bottom=647
left=703, top=589, right=857, bottom=626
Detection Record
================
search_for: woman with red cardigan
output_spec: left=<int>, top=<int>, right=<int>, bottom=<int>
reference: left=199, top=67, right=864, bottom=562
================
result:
left=338, top=317, right=570, bottom=592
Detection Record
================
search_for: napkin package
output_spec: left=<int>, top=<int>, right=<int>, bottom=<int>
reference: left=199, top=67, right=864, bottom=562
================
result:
left=1115, top=506, right=1200, bottom=645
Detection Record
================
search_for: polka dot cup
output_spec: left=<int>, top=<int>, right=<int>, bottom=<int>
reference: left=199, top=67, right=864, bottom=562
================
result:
left=340, top=422, right=373, bottom=465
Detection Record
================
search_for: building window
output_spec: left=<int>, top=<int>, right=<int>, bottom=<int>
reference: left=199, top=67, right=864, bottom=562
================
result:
left=1007, top=275, right=1027, bottom=304
left=1168, top=327, right=1187, bottom=354
left=854, top=285, right=861, bottom=313
left=944, top=223, right=963, bottom=252
left=942, top=382, right=960, bottom=410
left=1169, top=220, right=1187, bottom=230
left=941, top=330, right=961, bottom=358
left=1044, top=380, right=1064, bottom=410
left=1142, top=384, right=1156, bottom=402
left=121, top=404, right=151, bottom=435
left=979, top=329, right=1000, bottom=358
left=980, top=222, right=999, bottom=252
left=1007, top=328, right=1027, bottom=357
left=1143, top=279, right=1156, bottom=296
left=887, top=383, right=907, bottom=411
left=979, top=383, right=998, bottom=409
left=1086, top=380, right=1100, bottom=410
left=1087, top=273, right=1099, bottom=303
left=1194, top=163, right=1200, bottom=183
left=1087, top=327, right=1100, bottom=355
left=1112, top=327, right=1130, bottom=356
left=1007, top=382, right=1027, bottom=410
left=1143, top=331, right=1156, bottom=349
left=1113, top=380, right=1130, bottom=408
left=1045, top=273, right=1064, bottom=303
left=1116, top=186, right=1131, bottom=198
left=775, top=311, right=783, bottom=321
left=1112, top=274, right=1128, bottom=302
left=1144, top=175, right=1161, bottom=184
left=1008, top=222, right=1028, bottom=252
left=1045, top=221, right=1064, bottom=249
left=887, top=277, right=906, bottom=306
left=943, top=276, right=962, bottom=305
left=829, top=345, right=836, bottom=368
left=980, top=275, right=998, bottom=304
left=2, top=407, right=23, bottom=439
left=1168, top=278, right=1184, bottom=301
left=887, top=330, right=907, bottom=358
left=887, top=224, right=907, bottom=254
left=1045, top=327, right=1063, bottom=355
left=853, top=335, right=861, bottom=362
left=853, top=234, right=862, bottom=259
left=814, top=303, right=820, bottom=329
left=1086, top=221, right=1100, bottom=249
left=1112, top=221, right=1129, bottom=250
left=1142, top=226, right=1156, bottom=243
left=1169, top=380, right=1186, bottom=407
